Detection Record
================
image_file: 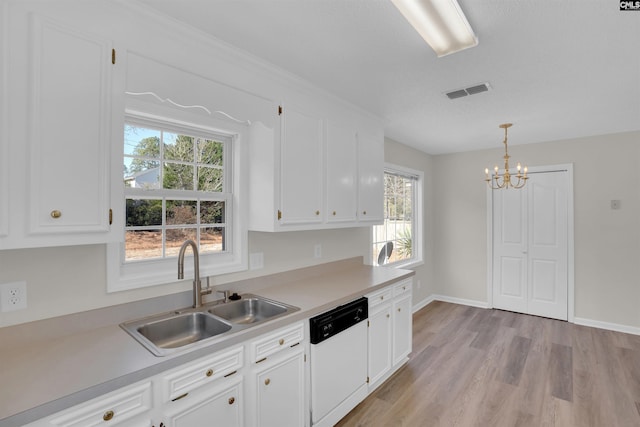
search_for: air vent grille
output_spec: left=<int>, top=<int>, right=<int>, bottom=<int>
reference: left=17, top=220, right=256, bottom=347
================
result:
left=446, top=82, right=491, bottom=100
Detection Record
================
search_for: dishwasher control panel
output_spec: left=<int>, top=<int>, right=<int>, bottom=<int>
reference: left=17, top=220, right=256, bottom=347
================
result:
left=309, top=297, right=368, bottom=344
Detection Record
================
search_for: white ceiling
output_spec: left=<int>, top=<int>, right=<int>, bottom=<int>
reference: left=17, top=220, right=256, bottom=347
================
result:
left=136, top=0, right=640, bottom=155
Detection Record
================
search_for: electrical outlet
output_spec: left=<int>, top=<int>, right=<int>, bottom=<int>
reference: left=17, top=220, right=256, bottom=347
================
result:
left=1, top=281, right=27, bottom=312
left=314, top=244, right=322, bottom=259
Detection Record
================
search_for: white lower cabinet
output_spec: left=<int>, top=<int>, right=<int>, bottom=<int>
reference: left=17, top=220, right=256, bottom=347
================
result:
left=160, top=376, right=243, bottom=427
left=366, top=288, right=393, bottom=388
left=25, top=381, right=154, bottom=427
left=392, top=287, right=413, bottom=366
left=246, top=322, right=307, bottom=427
left=252, top=349, right=305, bottom=427
left=156, top=346, right=244, bottom=427
left=366, top=279, right=413, bottom=392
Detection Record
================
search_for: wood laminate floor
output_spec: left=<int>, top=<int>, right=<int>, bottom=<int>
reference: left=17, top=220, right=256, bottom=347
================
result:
left=336, top=301, right=640, bottom=427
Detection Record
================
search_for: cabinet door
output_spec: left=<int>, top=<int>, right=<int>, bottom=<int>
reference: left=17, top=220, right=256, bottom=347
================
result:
left=279, top=105, right=323, bottom=226
left=392, top=293, right=413, bottom=366
left=357, top=129, right=384, bottom=224
left=28, top=15, right=112, bottom=235
left=254, top=350, right=305, bottom=427
left=162, top=377, right=243, bottom=427
left=367, top=302, right=392, bottom=388
left=326, top=122, right=357, bottom=223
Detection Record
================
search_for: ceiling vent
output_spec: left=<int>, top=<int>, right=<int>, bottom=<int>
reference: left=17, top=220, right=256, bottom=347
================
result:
left=446, top=82, right=491, bottom=100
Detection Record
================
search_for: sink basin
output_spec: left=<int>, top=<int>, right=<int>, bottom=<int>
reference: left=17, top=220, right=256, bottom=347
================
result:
left=209, top=297, right=289, bottom=324
left=122, top=312, right=232, bottom=356
left=121, top=294, right=299, bottom=356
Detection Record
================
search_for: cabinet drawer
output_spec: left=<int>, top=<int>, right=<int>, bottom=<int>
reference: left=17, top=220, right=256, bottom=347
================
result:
left=161, top=346, right=243, bottom=402
left=48, top=381, right=152, bottom=427
left=393, top=280, right=412, bottom=298
left=367, top=288, right=392, bottom=309
left=251, top=322, right=304, bottom=362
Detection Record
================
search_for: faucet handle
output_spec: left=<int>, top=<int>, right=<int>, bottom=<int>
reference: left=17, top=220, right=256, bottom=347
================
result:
left=217, top=289, right=231, bottom=303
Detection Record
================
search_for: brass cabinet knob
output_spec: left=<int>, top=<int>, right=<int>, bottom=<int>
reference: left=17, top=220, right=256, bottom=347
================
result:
left=386, top=314, right=390, bottom=318
left=278, top=338, right=284, bottom=345
left=380, top=295, right=384, bottom=300
left=315, top=210, right=320, bottom=216
left=50, top=210, right=62, bottom=219
left=103, top=410, right=114, bottom=421
left=228, top=397, right=235, bottom=405
left=362, top=211, right=367, bottom=215
left=398, top=308, right=401, bottom=312
left=206, top=369, right=213, bottom=377
left=265, top=378, right=271, bottom=386
left=332, top=211, right=336, bottom=216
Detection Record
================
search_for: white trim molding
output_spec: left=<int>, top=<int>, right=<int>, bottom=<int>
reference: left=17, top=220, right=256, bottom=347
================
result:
left=574, top=317, right=640, bottom=337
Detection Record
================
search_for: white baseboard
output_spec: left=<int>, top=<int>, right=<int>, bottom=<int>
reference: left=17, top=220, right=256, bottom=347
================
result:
left=412, top=294, right=640, bottom=337
left=412, top=294, right=488, bottom=313
left=574, top=317, right=640, bottom=336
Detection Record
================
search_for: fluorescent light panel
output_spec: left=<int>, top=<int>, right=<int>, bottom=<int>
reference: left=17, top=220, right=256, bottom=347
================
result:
left=391, top=0, right=478, bottom=57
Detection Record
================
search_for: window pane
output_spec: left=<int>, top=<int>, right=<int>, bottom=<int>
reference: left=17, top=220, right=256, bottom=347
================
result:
left=163, top=162, right=194, bottom=190
left=124, top=126, right=160, bottom=157
left=166, top=200, right=197, bottom=225
left=374, top=170, right=417, bottom=266
left=125, top=230, right=162, bottom=261
left=201, top=227, right=224, bottom=253
left=198, top=138, right=224, bottom=166
left=124, top=161, right=160, bottom=189
left=126, top=199, right=162, bottom=226
left=198, top=166, right=223, bottom=192
left=200, top=201, right=225, bottom=224
left=166, top=228, right=197, bottom=257
left=164, top=133, right=194, bottom=162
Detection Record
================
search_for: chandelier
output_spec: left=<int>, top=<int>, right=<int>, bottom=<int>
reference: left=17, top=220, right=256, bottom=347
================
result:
left=484, top=123, right=528, bottom=189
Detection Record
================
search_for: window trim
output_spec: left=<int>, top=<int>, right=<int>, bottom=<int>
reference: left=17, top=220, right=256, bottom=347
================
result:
left=107, top=104, right=248, bottom=292
left=371, top=163, right=424, bottom=270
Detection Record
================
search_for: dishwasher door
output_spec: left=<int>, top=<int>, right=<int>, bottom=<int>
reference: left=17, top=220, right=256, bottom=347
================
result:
left=310, top=320, right=368, bottom=426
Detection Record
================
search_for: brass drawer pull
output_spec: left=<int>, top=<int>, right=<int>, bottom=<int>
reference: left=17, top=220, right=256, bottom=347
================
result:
left=103, top=410, right=114, bottom=421
left=228, top=397, right=235, bottom=405
left=279, top=338, right=285, bottom=345
left=206, top=369, right=213, bottom=377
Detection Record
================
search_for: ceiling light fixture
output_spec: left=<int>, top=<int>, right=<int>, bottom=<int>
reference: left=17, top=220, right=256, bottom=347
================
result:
left=390, top=0, right=478, bottom=57
left=485, top=123, right=528, bottom=189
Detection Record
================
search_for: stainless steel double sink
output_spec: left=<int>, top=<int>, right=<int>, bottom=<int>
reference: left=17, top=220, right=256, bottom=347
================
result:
left=120, top=294, right=299, bottom=356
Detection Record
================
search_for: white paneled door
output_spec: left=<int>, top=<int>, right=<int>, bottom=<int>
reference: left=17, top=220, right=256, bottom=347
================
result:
left=492, top=170, right=569, bottom=320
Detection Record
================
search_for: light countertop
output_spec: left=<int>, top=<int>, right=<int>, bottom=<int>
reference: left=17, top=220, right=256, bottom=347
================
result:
left=0, top=258, right=413, bottom=427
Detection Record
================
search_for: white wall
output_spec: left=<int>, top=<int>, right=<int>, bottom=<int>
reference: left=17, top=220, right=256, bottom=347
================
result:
left=433, top=131, right=640, bottom=329
left=0, top=228, right=369, bottom=327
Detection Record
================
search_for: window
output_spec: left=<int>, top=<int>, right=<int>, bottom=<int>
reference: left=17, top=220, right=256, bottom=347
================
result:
left=123, top=122, right=229, bottom=261
left=372, top=164, right=423, bottom=268
left=107, top=109, right=247, bottom=292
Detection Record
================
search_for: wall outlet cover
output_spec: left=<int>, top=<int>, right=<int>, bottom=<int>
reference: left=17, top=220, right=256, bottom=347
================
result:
left=1, top=281, right=27, bottom=312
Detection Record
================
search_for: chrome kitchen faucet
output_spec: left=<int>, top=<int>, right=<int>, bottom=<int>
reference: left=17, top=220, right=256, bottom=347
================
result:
left=178, top=239, right=212, bottom=308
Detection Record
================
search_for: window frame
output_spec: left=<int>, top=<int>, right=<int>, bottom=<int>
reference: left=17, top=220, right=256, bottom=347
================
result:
left=371, top=163, right=424, bottom=269
left=107, top=104, right=248, bottom=292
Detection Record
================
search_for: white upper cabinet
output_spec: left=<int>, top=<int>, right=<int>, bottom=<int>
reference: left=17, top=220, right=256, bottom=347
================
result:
left=357, top=128, right=384, bottom=224
left=1, top=3, right=124, bottom=249
left=326, top=122, right=358, bottom=224
left=28, top=15, right=112, bottom=236
left=248, top=102, right=383, bottom=232
left=279, top=105, right=324, bottom=226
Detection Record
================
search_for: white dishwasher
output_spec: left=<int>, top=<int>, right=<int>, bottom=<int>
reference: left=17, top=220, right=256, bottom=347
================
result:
left=309, top=297, right=368, bottom=427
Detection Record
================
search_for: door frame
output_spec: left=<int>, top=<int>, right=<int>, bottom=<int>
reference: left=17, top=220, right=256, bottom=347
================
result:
left=486, top=163, right=575, bottom=322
